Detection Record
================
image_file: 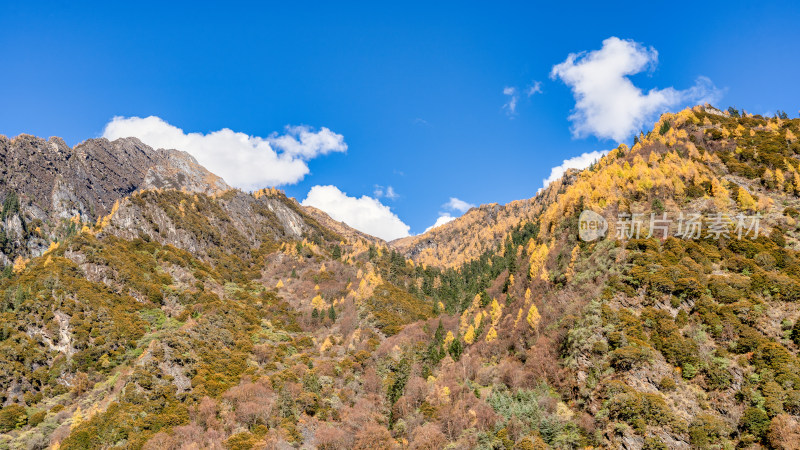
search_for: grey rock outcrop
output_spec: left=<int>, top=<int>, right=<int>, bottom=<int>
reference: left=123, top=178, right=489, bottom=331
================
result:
left=0, top=133, right=230, bottom=263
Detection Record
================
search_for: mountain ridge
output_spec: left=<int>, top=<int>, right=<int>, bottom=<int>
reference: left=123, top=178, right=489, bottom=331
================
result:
left=3, top=106, right=800, bottom=449
left=389, top=170, right=579, bottom=268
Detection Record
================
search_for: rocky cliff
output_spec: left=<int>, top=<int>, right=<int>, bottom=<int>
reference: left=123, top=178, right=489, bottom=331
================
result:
left=0, top=134, right=229, bottom=263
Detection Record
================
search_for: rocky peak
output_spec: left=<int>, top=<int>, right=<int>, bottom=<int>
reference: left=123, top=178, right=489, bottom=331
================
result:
left=141, top=148, right=230, bottom=195
left=0, top=133, right=231, bottom=261
left=0, top=134, right=229, bottom=220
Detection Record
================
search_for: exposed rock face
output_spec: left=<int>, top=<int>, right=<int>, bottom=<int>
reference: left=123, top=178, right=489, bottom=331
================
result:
left=2, top=135, right=154, bottom=220
left=99, top=189, right=317, bottom=259
left=141, top=149, right=229, bottom=195
left=0, top=134, right=229, bottom=221
left=0, top=134, right=230, bottom=262
left=302, top=204, right=384, bottom=246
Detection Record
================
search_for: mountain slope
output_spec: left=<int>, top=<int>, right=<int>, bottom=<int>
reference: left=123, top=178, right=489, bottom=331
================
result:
left=398, top=105, right=800, bottom=448
left=0, top=135, right=229, bottom=266
left=390, top=172, right=575, bottom=268
left=0, top=135, right=432, bottom=449
left=3, top=107, right=800, bottom=449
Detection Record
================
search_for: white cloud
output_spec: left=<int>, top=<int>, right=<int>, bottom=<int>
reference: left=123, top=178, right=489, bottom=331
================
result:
left=526, top=81, right=543, bottom=97
left=373, top=185, right=399, bottom=200
left=424, top=214, right=456, bottom=233
left=301, top=185, right=410, bottom=241
left=419, top=197, right=475, bottom=234
left=503, top=86, right=519, bottom=116
left=504, top=81, right=543, bottom=116
left=550, top=37, right=721, bottom=142
left=102, top=116, right=347, bottom=190
left=268, top=125, right=347, bottom=159
left=443, top=197, right=474, bottom=213
left=542, top=150, right=608, bottom=190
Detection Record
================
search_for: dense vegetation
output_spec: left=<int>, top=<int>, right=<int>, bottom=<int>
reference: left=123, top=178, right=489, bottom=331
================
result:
left=2, top=106, right=800, bottom=448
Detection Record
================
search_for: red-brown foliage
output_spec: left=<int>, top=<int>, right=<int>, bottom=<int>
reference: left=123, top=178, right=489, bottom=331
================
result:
left=315, top=424, right=350, bottom=450
left=352, top=423, right=394, bottom=450
left=409, top=423, right=446, bottom=450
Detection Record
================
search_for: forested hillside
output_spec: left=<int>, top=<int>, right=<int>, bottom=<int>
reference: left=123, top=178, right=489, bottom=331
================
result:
left=2, top=105, right=800, bottom=449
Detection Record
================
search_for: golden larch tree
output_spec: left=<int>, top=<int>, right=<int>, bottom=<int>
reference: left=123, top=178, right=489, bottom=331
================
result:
left=527, top=304, right=541, bottom=331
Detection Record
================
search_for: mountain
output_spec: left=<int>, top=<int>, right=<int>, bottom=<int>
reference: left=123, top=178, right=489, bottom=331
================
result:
left=2, top=106, right=800, bottom=449
left=389, top=172, right=576, bottom=269
left=0, top=135, right=229, bottom=266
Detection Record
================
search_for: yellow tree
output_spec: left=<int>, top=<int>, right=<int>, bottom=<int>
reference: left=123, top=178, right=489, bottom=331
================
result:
left=514, top=308, right=524, bottom=328
left=45, top=241, right=60, bottom=254
left=737, top=188, right=756, bottom=211
left=776, top=169, right=786, bottom=191
left=464, top=325, right=476, bottom=344
left=528, top=242, right=549, bottom=280
left=490, top=298, right=503, bottom=325
left=70, top=407, right=84, bottom=430
left=757, top=195, right=774, bottom=212
left=527, top=304, right=541, bottom=331
left=473, top=312, right=483, bottom=330
left=312, top=294, right=326, bottom=310
left=565, top=245, right=580, bottom=282
left=12, top=256, right=27, bottom=274
left=711, top=177, right=730, bottom=208
left=763, top=168, right=775, bottom=188
left=460, top=293, right=482, bottom=332
left=320, top=336, right=333, bottom=352
left=444, top=331, right=454, bottom=347
left=485, top=327, right=498, bottom=342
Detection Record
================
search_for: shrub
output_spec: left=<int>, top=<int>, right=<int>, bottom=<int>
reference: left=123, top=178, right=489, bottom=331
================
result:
left=315, top=424, right=349, bottom=449
left=1, top=191, right=20, bottom=220
left=606, top=391, right=673, bottom=432
left=704, top=360, right=733, bottom=390
left=515, top=436, right=548, bottom=450
left=410, top=423, right=446, bottom=450
left=791, top=319, right=800, bottom=346
left=785, top=390, right=800, bottom=415
left=657, top=376, right=676, bottom=392
left=689, top=413, right=728, bottom=447
left=767, top=414, right=800, bottom=448
left=487, top=386, right=572, bottom=443
left=352, top=424, right=394, bottom=450
left=740, top=407, right=770, bottom=439
left=224, top=432, right=257, bottom=450
left=28, top=410, right=46, bottom=427
left=763, top=381, right=786, bottom=417
left=643, top=437, right=668, bottom=450
left=681, top=363, right=698, bottom=380
left=364, top=283, right=433, bottom=335
left=0, top=404, right=27, bottom=432
left=609, top=346, right=651, bottom=371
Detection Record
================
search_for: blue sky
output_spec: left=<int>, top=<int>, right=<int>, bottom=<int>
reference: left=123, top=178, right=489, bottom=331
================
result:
left=2, top=1, right=799, bottom=239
